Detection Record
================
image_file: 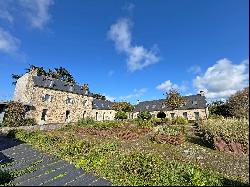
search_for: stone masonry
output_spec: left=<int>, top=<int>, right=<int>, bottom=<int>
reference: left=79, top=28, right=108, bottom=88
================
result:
left=13, top=68, right=208, bottom=124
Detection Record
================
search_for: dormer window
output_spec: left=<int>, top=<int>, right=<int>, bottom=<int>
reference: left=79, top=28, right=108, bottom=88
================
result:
left=152, top=105, right=156, bottom=109
left=69, top=86, right=73, bottom=92
left=192, top=100, right=198, bottom=105
left=49, top=81, right=54, bottom=87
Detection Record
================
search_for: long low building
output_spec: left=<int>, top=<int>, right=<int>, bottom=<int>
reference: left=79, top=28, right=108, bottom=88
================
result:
left=11, top=68, right=208, bottom=124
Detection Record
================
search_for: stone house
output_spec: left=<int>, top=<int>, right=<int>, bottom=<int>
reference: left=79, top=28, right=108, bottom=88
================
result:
left=133, top=93, right=209, bottom=121
left=12, top=69, right=208, bottom=124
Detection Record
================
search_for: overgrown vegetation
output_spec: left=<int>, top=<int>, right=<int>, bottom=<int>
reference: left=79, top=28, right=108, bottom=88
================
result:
left=2, top=101, right=37, bottom=127
left=114, top=111, right=128, bottom=120
left=208, top=87, right=249, bottom=119
left=137, top=111, right=152, bottom=121
left=6, top=118, right=249, bottom=186
left=199, top=118, right=249, bottom=153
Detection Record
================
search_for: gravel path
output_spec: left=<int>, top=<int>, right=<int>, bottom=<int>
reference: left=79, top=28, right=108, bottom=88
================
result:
left=0, top=135, right=112, bottom=186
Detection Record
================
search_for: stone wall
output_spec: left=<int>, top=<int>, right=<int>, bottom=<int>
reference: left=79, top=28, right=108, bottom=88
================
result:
left=27, top=86, right=94, bottom=124
left=91, top=109, right=116, bottom=121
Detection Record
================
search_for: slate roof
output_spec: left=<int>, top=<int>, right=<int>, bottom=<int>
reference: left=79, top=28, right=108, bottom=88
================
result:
left=134, top=95, right=207, bottom=112
left=32, top=76, right=92, bottom=96
left=92, top=99, right=113, bottom=110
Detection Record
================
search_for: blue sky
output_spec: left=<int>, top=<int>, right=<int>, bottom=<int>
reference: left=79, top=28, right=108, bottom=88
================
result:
left=0, top=0, right=249, bottom=104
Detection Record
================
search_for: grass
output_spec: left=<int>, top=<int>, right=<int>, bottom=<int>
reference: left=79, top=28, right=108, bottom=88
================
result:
left=6, top=119, right=249, bottom=186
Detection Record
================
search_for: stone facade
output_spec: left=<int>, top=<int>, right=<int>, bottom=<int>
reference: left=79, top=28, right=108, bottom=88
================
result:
left=13, top=69, right=208, bottom=124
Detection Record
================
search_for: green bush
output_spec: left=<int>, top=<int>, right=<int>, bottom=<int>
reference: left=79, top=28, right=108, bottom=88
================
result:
left=171, top=116, right=188, bottom=125
left=137, top=111, right=152, bottom=121
left=199, top=118, right=249, bottom=150
left=115, top=111, right=127, bottom=120
left=77, top=118, right=125, bottom=128
left=3, top=101, right=26, bottom=127
left=21, top=118, right=37, bottom=126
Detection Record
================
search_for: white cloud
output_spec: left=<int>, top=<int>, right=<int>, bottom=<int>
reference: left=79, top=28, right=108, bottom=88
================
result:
left=0, top=27, right=20, bottom=54
left=0, top=0, right=14, bottom=23
left=103, top=94, right=116, bottom=102
left=188, top=65, right=201, bottom=74
left=193, top=58, right=249, bottom=99
left=119, top=88, right=147, bottom=100
left=108, top=18, right=160, bottom=72
left=19, top=0, right=54, bottom=29
left=156, top=80, right=187, bottom=92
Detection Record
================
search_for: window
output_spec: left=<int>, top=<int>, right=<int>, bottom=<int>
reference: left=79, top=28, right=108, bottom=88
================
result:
left=103, top=112, right=105, bottom=121
left=66, top=97, right=74, bottom=104
left=170, top=113, right=175, bottom=119
left=69, top=86, right=73, bottom=92
left=42, top=94, right=52, bottom=102
left=192, top=100, right=198, bottom=105
left=183, top=112, right=188, bottom=119
left=95, top=112, right=98, bottom=120
left=66, top=110, right=70, bottom=121
left=49, top=81, right=54, bottom=87
left=83, top=100, right=87, bottom=106
left=194, top=112, right=199, bottom=120
left=41, top=109, right=48, bottom=121
left=83, top=111, right=86, bottom=119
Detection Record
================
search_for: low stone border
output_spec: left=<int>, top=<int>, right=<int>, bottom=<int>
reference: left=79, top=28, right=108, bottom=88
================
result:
left=0, top=123, right=74, bottom=135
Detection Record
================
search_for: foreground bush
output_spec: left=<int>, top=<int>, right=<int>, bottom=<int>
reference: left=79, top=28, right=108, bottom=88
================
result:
left=137, top=111, right=152, bottom=121
left=77, top=118, right=125, bottom=128
left=171, top=116, right=188, bottom=125
left=2, top=101, right=37, bottom=127
left=199, top=118, right=249, bottom=154
left=7, top=129, right=226, bottom=186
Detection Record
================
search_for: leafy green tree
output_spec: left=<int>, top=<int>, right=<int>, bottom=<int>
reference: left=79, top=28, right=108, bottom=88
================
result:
left=208, top=100, right=231, bottom=118
left=92, top=93, right=106, bottom=100
left=137, top=111, right=152, bottom=120
left=12, top=65, right=76, bottom=85
left=227, top=87, right=249, bottom=119
left=115, top=111, right=128, bottom=120
left=112, top=102, right=134, bottom=112
left=165, top=89, right=185, bottom=110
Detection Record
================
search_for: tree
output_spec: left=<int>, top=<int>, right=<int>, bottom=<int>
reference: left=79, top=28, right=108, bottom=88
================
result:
left=115, top=111, right=128, bottom=120
left=165, top=89, right=185, bottom=110
left=12, top=65, right=77, bottom=85
left=112, top=102, right=134, bottom=112
left=137, top=111, right=152, bottom=121
left=208, top=100, right=231, bottom=118
left=227, top=87, right=249, bottom=119
left=92, top=93, right=106, bottom=100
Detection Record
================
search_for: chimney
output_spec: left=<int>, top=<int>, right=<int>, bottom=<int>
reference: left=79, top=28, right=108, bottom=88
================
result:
left=199, top=90, right=205, bottom=96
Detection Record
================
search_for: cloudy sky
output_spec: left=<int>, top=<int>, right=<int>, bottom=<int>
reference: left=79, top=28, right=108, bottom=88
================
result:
left=0, top=0, right=249, bottom=104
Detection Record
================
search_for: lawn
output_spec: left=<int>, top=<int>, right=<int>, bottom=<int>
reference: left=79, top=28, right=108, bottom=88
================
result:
left=6, top=118, right=249, bottom=186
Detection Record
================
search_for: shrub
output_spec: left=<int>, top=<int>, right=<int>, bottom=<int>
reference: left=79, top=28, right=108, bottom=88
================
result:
left=21, top=118, right=37, bottom=126
left=199, top=118, right=249, bottom=153
left=3, top=101, right=26, bottom=127
left=115, top=111, right=127, bottom=120
left=171, top=116, right=188, bottom=125
left=137, top=111, right=152, bottom=121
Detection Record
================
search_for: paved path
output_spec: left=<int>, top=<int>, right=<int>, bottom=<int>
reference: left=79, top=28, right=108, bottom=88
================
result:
left=0, top=135, right=112, bottom=186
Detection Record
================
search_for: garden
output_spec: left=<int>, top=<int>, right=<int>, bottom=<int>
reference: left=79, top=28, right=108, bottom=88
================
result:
left=4, top=115, right=249, bottom=186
